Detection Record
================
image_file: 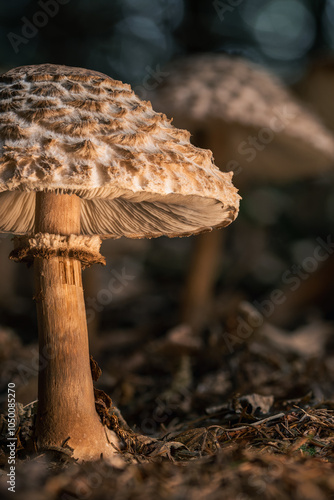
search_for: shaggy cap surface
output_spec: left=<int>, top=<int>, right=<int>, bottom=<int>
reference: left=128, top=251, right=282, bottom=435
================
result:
left=0, top=64, right=240, bottom=237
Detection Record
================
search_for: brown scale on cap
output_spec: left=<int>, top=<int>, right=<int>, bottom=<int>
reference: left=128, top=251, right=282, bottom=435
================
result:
left=0, top=63, right=240, bottom=238
left=30, top=83, right=66, bottom=97
left=0, top=101, right=21, bottom=112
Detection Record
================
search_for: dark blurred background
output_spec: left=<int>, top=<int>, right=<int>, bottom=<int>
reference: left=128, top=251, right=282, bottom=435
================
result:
left=1, top=0, right=334, bottom=342
left=0, top=0, right=333, bottom=86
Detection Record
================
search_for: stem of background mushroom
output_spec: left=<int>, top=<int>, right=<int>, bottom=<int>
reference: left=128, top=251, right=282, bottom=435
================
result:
left=33, top=192, right=114, bottom=459
left=181, top=128, right=227, bottom=331
left=181, top=229, right=224, bottom=329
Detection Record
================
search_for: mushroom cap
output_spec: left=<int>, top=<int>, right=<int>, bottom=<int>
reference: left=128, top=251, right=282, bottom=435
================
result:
left=0, top=64, right=240, bottom=237
left=151, top=54, right=334, bottom=185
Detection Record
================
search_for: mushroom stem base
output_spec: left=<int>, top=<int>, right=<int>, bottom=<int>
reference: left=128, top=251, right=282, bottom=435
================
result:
left=34, top=256, right=121, bottom=463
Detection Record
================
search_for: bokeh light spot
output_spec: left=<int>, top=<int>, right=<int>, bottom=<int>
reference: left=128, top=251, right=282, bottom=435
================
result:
left=241, top=0, right=316, bottom=61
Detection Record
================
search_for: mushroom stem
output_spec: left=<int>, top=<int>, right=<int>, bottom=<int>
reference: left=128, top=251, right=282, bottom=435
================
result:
left=34, top=192, right=120, bottom=463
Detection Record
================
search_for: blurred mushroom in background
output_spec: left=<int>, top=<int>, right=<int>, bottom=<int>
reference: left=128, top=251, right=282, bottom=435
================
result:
left=151, top=53, right=334, bottom=330
left=265, top=57, right=334, bottom=326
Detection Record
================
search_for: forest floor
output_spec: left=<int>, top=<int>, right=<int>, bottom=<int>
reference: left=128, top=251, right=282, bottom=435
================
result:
left=0, top=231, right=334, bottom=499
left=0, top=296, right=334, bottom=499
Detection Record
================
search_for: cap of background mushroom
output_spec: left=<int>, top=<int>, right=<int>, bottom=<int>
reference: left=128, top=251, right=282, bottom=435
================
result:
left=0, top=63, right=240, bottom=463
left=150, top=54, right=334, bottom=186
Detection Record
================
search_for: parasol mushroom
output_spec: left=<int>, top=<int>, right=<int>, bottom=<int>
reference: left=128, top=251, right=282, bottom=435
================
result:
left=0, top=63, right=240, bottom=462
left=151, top=54, right=334, bottom=327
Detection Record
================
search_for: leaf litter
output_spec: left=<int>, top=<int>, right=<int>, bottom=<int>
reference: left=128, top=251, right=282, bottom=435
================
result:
left=0, top=302, right=334, bottom=500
